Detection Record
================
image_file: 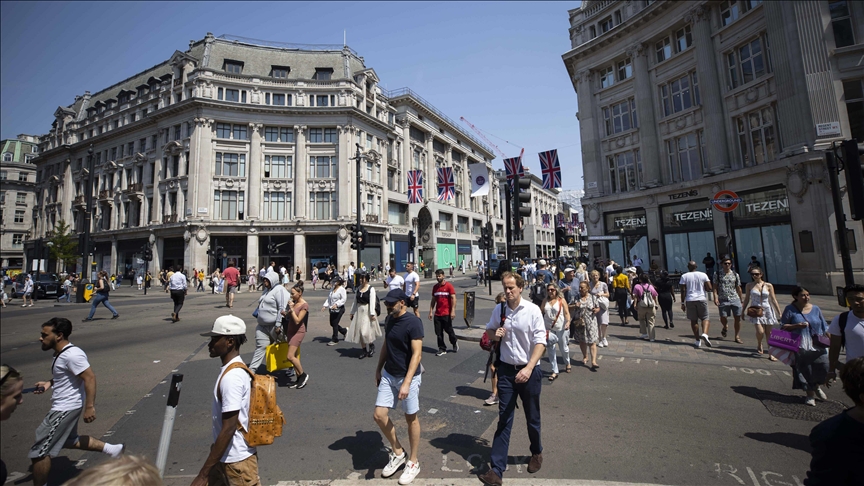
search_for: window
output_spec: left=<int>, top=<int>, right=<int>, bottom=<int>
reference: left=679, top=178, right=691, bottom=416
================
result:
left=412, top=150, right=421, bottom=170
left=127, top=142, right=135, bottom=156
left=439, top=212, right=453, bottom=231
left=215, top=153, right=246, bottom=177
left=151, top=134, right=158, bottom=149
left=264, top=126, right=294, bottom=143
left=0, top=170, right=6, bottom=180
left=367, top=134, right=374, bottom=149
left=16, top=192, right=26, bottom=204
left=14, top=209, right=25, bottom=223
left=12, top=234, right=23, bottom=246
left=215, top=190, right=244, bottom=220
left=409, top=126, right=425, bottom=143
left=660, top=72, right=700, bottom=116
left=667, top=132, right=703, bottom=181
left=617, top=58, right=632, bottom=81
left=600, top=66, right=615, bottom=89
left=216, top=123, right=231, bottom=138
left=675, top=25, right=692, bottom=53
left=457, top=216, right=469, bottom=233
left=0, top=192, right=4, bottom=204
left=18, top=172, right=28, bottom=182
left=232, top=124, right=248, bottom=140
left=388, top=202, right=407, bottom=225
left=720, top=0, right=762, bottom=27
left=736, top=106, right=777, bottom=167
left=313, top=68, right=333, bottom=81
left=830, top=1, right=855, bottom=48
left=271, top=66, right=289, bottom=78
left=324, top=128, right=338, bottom=143
left=843, top=80, right=864, bottom=141
left=113, top=120, right=120, bottom=130
left=224, top=89, right=240, bottom=102
left=272, top=93, right=286, bottom=106
left=264, top=155, right=292, bottom=178
left=224, top=60, right=243, bottom=74
left=310, top=156, right=337, bottom=178
left=603, top=98, right=638, bottom=136
left=656, top=37, right=672, bottom=63
left=308, top=128, right=323, bottom=143
left=727, top=36, right=770, bottom=89
left=264, top=192, right=291, bottom=220
left=310, top=191, right=335, bottom=220
left=599, top=16, right=613, bottom=33
left=130, top=112, right=137, bottom=122
left=174, top=125, right=181, bottom=141
left=608, top=150, right=641, bottom=193
left=140, top=138, right=147, bottom=151
left=2, top=153, right=11, bottom=162
left=589, top=25, right=596, bottom=39
left=111, top=147, right=118, bottom=160
left=387, top=168, right=398, bottom=191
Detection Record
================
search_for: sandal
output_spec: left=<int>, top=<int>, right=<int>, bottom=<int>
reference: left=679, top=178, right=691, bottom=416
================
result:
left=549, top=373, right=558, bottom=382
left=768, top=355, right=777, bottom=362
left=721, top=327, right=728, bottom=338
left=735, top=337, right=744, bottom=344
left=565, top=366, right=572, bottom=373
left=756, top=346, right=764, bottom=355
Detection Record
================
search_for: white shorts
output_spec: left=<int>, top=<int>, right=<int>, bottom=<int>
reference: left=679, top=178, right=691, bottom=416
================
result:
left=376, top=369, right=421, bottom=415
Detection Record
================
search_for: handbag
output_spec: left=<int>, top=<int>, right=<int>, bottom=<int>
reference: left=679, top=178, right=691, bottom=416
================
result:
left=546, top=301, right=563, bottom=346
left=767, top=328, right=801, bottom=352
left=746, top=306, right=764, bottom=318
left=265, top=342, right=300, bottom=372
left=812, top=334, right=830, bottom=348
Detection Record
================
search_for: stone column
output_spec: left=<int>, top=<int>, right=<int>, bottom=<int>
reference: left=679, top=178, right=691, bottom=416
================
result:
left=626, top=44, right=662, bottom=186
left=153, top=236, right=164, bottom=274
left=151, top=157, right=163, bottom=224
left=293, top=233, right=306, bottom=280
left=686, top=5, right=730, bottom=174
left=194, top=118, right=214, bottom=221
left=110, top=238, right=118, bottom=275
left=574, top=69, right=603, bottom=196
left=425, top=134, right=434, bottom=202
left=246, top=233, right=259, bottom=272
left=294, top=125, right=308, bottom=220
left=247, top=123, right=262, bottom=220
left=338, top=125, right=352, bottom=219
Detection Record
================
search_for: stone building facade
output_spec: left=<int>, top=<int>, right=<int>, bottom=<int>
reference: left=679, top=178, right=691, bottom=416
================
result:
left=0, top=134, right=39, bottom=272
left=563, top=0, right=864, bottom=293
left=33, top=33, right=501, bottom=278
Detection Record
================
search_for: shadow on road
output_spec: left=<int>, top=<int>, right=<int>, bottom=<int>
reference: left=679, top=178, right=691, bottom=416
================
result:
left=732, top=385, right=797, bottom=403
left=744, top=432, right=811, bottom=453
left=328, top=430, right=388, bottom=480
left=429, top=433, right=492, bottom=474
left=455, top=385, right=490, bottom=400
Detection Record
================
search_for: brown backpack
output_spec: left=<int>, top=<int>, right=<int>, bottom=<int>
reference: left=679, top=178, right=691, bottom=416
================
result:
left=217, top=362, right=285, bottom=447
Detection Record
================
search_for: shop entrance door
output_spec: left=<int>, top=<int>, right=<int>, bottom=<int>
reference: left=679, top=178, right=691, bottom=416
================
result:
left=734, top=224, right=796, bottom=286
left=608, top=235, right=649, bottom=268
left=664, top=231, right=714, bottom=274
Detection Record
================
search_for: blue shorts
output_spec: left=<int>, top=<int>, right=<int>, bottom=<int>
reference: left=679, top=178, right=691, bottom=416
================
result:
left=718, top=303, right=742, bottom=318
left=376, top=369, right=421, bottom=415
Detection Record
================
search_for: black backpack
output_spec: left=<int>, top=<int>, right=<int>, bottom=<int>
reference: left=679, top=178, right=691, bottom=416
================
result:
left=530, top=281, right=546, bottom=304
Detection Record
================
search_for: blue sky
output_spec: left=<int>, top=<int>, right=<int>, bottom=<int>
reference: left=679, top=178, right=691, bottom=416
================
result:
left=0, top=1, right=583, bottom=190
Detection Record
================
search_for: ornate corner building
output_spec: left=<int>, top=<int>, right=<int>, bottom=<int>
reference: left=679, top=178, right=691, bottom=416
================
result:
left=32, top=33, right=502, bottom=277
left=562, top=0, right=863, bottom=293
left=1, top=135, right=39, bottom=271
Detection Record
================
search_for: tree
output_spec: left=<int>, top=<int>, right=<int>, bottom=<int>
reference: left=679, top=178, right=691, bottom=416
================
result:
left=47, top=220, right=78, bottom=272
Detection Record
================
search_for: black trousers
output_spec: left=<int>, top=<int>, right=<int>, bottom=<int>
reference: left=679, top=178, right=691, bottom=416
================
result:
left=434, top=315, right=458, bottom=351
left=170, top=290, right=185, bottom=316
left=490, top=362, right=542, bottom=478
left=329, top=307, right=346, bottom=341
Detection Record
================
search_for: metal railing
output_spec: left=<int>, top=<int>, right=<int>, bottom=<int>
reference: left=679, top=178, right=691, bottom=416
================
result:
left=216, top=34, right=359, bottom=57
left=381, top=87, right=495, bottom=156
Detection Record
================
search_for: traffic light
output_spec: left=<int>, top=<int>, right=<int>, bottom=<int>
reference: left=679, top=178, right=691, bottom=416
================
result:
left=480, top=227, right=489, bottom=250
left=350, top=224, right=362, bottom=250
left=555, top=227, right=567, bottom=247
left=566, top=235, right=576, bottom=246
left=408, top=230, right=416, bottom=250
left=360, top=227, right=369, bottom=251
left=143, top=248, right=153, bottom=261
left=841, top=139, right=864, bottom=220
left=513, top=174, right=532, bottom=232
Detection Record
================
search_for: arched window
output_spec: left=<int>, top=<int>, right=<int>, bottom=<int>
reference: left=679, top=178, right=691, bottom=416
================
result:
left=2, top=152, right=12, bottom=162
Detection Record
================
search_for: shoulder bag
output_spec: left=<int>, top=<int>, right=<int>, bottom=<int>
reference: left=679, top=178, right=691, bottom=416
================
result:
left=746, top=283, right=764, bottom=318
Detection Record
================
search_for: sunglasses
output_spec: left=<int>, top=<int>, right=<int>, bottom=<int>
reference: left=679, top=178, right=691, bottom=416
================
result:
left=750, top=273, right=761, bottom=276
left=722, top=262, right=732, bottom=265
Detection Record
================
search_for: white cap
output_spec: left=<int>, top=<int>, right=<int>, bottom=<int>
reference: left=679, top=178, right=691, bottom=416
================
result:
left=625, top=267, right=637, bottom=274
left=538, top=259, right=547, bottom=266
left=201, top=315, right=246, bottom=337
left=564, top=267, right=575, bottom=273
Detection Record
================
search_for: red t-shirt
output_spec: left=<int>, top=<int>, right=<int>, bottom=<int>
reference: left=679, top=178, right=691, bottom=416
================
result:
left=432, top=281, right=456, bottom=316
left=222, top=266, right=240, bottom=287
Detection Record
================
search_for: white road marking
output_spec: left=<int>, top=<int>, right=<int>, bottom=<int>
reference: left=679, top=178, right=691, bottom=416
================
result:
left=428, top=408, right=438, bottom=414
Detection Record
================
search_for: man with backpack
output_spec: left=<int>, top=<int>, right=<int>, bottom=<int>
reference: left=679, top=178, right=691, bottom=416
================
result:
left=530, top=260, right=553, bottom=307
left=828, top=284, right=864, bottom=385
left=194, top=315, right=261, bottom=486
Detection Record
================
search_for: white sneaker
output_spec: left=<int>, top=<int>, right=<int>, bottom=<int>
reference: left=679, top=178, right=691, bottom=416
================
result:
left=398, top=460, right=420, bottom=485
left=694, top=339, right=702, bottom=348
left=701, top=333, right=712, bottom=348
left=382, top=451, right=406, bottom=478
left=602, top=338, right=609, bottom=347
left=484, top=394, right=499, bottom=406
left=815, top=388, right=827, bottom=401
left=597, top=341, right=605, bottom=348
left=804, top=397, right=816, bottom=407
left=639, top=334, right=649, bottom=340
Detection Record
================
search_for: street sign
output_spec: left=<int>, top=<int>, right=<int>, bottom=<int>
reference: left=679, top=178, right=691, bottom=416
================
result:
left=587, top=235, right=621, bottom=241
left=711, top=190, right=743, bottom=213
left=815, top=121, right=841, bottom=137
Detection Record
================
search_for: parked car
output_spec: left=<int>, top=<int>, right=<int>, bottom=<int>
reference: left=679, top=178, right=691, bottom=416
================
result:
left=12, top=273, right=60, bottom=299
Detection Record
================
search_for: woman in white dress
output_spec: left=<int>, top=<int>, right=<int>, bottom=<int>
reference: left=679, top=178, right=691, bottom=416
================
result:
left=541, top=283, right=571, bottom=381
left=741, top=267, right=782, bottom=361
left=589, top=270, right=610, bottom=347
left=347, top=272, right=382, bottom=359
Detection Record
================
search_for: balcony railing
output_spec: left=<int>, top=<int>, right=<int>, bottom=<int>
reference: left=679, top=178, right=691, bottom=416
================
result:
left=98, top=190, right=111, bottom=199
left=73, top=195, right=86, bottom=206
left=365, top=214, right=379, bottom=224
left=124, top=182, right=143, bottom=193
left=163, top=214, right=178, bottom=223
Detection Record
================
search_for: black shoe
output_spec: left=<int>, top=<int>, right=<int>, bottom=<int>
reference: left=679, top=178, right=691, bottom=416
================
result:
left=670, top=322, right=675, bottom=329
left=664, top=325, right=669, bottom=329
left=295, top=373, right=309, bottom=389
left=368, top=343, right=375, bottom=358
left=359, top=348, right=368, bottom=359
left=452, top=341, right=459, bottom=353
left=82, top=318, right=93, bottom=322
left=339, top=327, right=347, bottom=337
left=112, top=314, right=119, bottom=319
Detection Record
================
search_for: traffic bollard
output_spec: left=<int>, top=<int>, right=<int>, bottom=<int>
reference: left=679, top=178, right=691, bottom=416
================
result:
left=155, top=374, right=183, bottom=477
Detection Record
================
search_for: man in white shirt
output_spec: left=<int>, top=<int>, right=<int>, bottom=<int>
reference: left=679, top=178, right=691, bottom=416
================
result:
left=679, top=261, right=713, bottom=348
left=404, top=262, right=421, bottom=317
left=385, top=267, right=405, bottom=292
left=479, top=272, right=546, bottom=486
left=30, top=318, right=124, bottom=486
left=348, top=262, right=356, bottom=292
left=632, top=255, right=644, bottom=274
left=605, top=260, right=616, bottom=285
left=168, top=266, right=188, bottom=322
left=194, top=315, right=257, bottom=486
left=828, top=284, right=864, bottom=383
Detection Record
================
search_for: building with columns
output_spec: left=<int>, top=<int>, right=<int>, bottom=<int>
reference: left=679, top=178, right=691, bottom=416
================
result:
left=1, top=134, right=39, bottom=272
left=32, top=33, right=502, bottom=279
left=563, top=0, right=863, bottom=293
left=495, top=169, right=562, bottom=260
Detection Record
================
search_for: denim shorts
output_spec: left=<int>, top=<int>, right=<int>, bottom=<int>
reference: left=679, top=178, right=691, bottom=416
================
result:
left=376, top=369, right=421, bottom=415
left=718, top=303, right=742, bottom=317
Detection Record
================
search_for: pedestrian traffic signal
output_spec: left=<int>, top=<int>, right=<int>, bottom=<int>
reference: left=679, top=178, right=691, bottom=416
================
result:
left=566, top=235, right=576, bottom=246
left=841, top=139, right=864, bottom=220
left=513, top=174, right=531, bottom=232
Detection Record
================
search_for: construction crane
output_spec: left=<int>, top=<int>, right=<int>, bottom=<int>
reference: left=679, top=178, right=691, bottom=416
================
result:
left=460, top=117, right=511, bottom=159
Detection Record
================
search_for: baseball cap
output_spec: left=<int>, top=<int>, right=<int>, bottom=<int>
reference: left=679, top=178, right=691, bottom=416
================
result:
left=384, top=289, right=410, bottom=304
left=538, top=259, right=546, bottom=266
left=201, top=315, right=246, bottom=337
left=564, top=267, right=575, bottom=273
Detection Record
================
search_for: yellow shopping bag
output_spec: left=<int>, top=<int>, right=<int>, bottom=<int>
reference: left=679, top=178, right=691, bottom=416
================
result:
left=265, top=342, right=300, bottom=372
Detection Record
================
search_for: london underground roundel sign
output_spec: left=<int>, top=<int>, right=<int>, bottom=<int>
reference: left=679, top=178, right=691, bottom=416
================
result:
left=711, top=190, right=743, bottom=213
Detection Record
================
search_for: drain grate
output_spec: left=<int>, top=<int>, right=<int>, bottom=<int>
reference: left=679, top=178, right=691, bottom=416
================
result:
left=755, top=390, right=847, bottom=422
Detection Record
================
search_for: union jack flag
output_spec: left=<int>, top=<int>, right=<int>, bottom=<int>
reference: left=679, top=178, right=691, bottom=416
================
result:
left=542, top=214, right=550, bottom=228
left=407, top=170, right=424, bottom=204
left=539, top=149, right=561, bottom=190
left=572, top=212, right=579, bottom=224
left=503, top=155, right=524, bottom=189
left=557, top=213, right=566, bottom=227
left=437, top=167, right=455, bottom=202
